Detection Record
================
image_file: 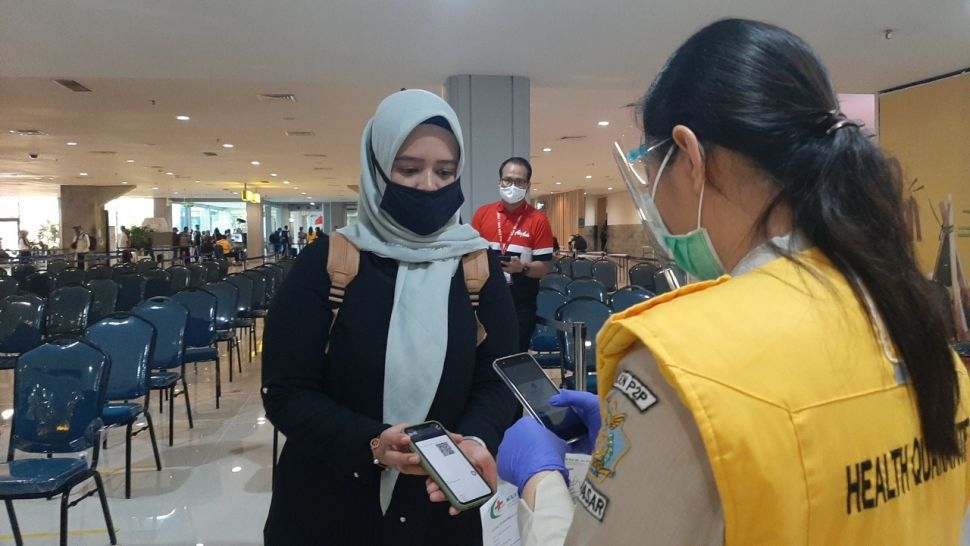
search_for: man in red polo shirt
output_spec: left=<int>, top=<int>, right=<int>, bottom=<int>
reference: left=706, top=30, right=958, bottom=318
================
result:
left=472, top=157, right=555, bottom=352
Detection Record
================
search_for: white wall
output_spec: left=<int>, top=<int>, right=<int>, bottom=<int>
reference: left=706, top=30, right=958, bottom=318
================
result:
left=606, top=192, right=640, bottom=225
left=584, top=196, right=597, bottom=226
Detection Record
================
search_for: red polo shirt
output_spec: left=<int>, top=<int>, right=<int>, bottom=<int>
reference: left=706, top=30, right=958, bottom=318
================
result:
left=472, top=201, right=555, bottom=262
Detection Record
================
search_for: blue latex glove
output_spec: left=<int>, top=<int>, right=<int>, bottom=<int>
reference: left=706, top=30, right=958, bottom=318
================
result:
left=498, top=417, right=568, bottom=496
left=549, top=389, right=601, bottom=453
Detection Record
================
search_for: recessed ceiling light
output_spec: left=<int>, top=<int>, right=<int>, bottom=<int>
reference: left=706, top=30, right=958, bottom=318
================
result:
left=231, top=466, right=242, bottom=473
left=542, top=147, right=552, bottom=152
left=555, top=181, right=562, bottom=185
left=597, top=121, right=610, bottom=127
left=306, top=196, right=312, bottom=199
left=166, top=172, right=174, bottom=176
left=79, top=172, right=88, bottom=176
left=250, top=160, right=260, bottom=166
left=231, top=191, right=239, bottom=195
left=126, top=159, right=135, bottom=163
left=585, top=175, right=592, bottom=179
left=310, top=202, right=316, bottom=205
left=222, top=143, right=234, bottom=149
left=301, top=192, right=307, bottom=195
left=152, top=186, right=160, bottom=190
left=67, top=141, right=78, bottom=146
left=173, top=191, right=179, bottom=195
left=283, top=180, right=290, bottom=184
left=195, top=180, right=200, bottom=183
left=122, top=181, right=128, bottom=184
left=294, top=186, right=299, bottom=190
left=176, top=115, right=191, bottom=121
left=607, top=187, right=613, bottom=191
left=270, top=173, right=278, bottom=177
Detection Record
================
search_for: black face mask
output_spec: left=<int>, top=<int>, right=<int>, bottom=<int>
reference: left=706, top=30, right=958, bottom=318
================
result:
left=379, top=178, right=465, bottom=236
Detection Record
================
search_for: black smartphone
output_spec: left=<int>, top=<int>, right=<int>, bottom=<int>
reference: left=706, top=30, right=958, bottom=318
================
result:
left=404, top=421, right=494, bottom=511
left=493, top=353, right=588, bottom=444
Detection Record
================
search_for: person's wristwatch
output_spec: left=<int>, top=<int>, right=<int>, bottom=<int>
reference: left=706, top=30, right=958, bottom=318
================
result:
left=370, top=437, right=388, bottom=471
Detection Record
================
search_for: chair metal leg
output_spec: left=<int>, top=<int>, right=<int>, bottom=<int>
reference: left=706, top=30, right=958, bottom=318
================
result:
left=59, top=491, right=69, bottom=546
left=93, top=471, right=117, bottom=545
left=228, top=339, right=234, bottom=383
left=181, top=375, right=194, bottom=429
left=168, top=385, right=175, bottom=447
left=5, top=499, right=23, bottom=546
left=215, top=354, right=222, bottom=409
left=235, top=336, right=242, bottom=373
left=125, top=421, right=133, bottom=499
left=144, top=411, right=162, bottom=471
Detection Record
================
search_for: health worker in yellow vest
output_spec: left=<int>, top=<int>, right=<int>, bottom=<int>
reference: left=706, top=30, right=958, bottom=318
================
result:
left=466, top=18, right=970, bottom=546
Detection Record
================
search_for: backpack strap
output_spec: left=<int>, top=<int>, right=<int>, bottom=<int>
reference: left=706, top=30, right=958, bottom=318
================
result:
left=327, top=232, right=360, bottom=310
left=462, top=250, right=490, bottom=346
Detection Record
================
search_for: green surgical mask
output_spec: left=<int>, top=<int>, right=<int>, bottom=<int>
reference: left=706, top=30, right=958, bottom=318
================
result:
left=619, top=141, right=726, bottom=280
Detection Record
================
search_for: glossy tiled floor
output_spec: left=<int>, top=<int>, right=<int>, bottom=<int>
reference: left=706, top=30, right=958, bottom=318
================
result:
left=0, top=333, right=272, bottom=546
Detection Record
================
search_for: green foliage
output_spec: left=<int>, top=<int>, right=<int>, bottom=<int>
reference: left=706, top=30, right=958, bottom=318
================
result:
left=35, top=221, right=59, bottom=250
left=129, top=225, right=154, bottom=249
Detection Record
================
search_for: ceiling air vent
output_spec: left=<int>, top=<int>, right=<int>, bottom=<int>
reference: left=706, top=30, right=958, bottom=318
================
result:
left=202, top=151, right=218, bottom=157
left=559, top=135, right=587, bottom=141
left=54, top=79, right=92, bottom=92
left=8, top=129, right=47, bottom=136
left=303, top=153, right=327, bottom=158
left=285, top=131, right=315, bottom=137
left=257, top=93, right=297, bottom=102
left=314, top=167, right=333, bottom=171
left=89, top=150, right=116, bottom=155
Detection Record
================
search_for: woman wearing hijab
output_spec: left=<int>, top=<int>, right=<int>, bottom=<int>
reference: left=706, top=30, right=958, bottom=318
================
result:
left=261, top=90, right=520, bottom=545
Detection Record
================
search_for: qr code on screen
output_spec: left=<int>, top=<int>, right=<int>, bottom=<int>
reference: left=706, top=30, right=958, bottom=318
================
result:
left=435, top=442, right=454, bottom=456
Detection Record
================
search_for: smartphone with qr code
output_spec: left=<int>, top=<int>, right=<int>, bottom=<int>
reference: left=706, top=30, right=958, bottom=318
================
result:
left=405, top=421, right=494, bottom=511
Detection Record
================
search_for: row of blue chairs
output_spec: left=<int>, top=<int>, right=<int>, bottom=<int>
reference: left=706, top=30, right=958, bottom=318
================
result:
left=553, top=258, right=618, bottom=291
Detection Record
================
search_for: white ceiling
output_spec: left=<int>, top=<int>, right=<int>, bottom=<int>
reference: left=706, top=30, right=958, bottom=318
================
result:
left=1, top=0, right=968, bottom=202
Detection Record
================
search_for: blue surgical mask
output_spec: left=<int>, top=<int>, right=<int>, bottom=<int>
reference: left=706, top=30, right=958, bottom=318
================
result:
left=625, top=140, right=726, bottom=280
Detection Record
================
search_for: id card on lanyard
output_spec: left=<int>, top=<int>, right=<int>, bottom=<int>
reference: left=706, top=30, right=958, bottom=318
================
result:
left=497, top=210, right=524, bottom=285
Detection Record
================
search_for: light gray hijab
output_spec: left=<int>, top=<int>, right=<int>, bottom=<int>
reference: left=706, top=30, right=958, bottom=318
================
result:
left=338, top=90, right=488, bottom=513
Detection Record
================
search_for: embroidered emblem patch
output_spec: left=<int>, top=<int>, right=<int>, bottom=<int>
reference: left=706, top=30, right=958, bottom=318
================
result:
left=588, top=399, right=629, bottom=482
left=579, top=478, right=609, bottom=522
left=614, top=371, right=658, bottom=413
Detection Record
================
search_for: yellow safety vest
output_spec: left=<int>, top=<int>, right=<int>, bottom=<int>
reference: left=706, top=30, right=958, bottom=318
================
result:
left=597, top=248, right=970, bottom=545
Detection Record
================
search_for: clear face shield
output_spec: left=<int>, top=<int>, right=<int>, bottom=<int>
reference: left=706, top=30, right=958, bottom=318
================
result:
left=611, top=136, right=685, bottom=289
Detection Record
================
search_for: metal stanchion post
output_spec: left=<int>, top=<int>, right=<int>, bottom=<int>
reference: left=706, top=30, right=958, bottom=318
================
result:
left=574, top=321, right=587, bottom=392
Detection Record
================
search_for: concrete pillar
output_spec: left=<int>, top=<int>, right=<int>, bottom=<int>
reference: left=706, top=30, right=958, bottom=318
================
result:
left=445, top=75, right=530, bottom=222
left=59, top=185, right=133, bottom=251
left=246, top=201, right=265, bottom=260
left=153, top=198, right=172, bottom=226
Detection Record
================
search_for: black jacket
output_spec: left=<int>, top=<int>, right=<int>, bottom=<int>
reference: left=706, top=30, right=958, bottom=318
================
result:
left=262, top=238, right=520, bottom=545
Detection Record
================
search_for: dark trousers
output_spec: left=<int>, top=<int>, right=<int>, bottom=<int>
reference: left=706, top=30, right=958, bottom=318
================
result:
left=76, top=253, right=86, bottom=270
left=516, top=308, right=535, bottom=353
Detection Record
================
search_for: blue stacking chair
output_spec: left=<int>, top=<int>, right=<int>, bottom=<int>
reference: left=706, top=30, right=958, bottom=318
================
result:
left=83, top=264, right=113, bottom=281
left=134, top=259, right=158, bottom=274
left=142, top=269, right=171, bottom=299
left=226, top=273, right=257, bottom=364
left=85, top=278, right=119, bottom=323
left=592, top=260, right=618, bottom=293
left=25, top=272, right=53, bottom=298
left=204, top=281, right=242, bottom=382
left=531, top=288, right=567, bottom=369
left=54, top=267, right=85, bottom=288
left=653, top=265, right=687, bottom=294
left=608, top=285, right=655, bottom=313
left=114, top=274, right=146, bottom=312
left=111, top=263, right=136, bottom=279
left=187, top=264, right=207, bottom=288
left=46, top=285, right=93, bottom=337
left=557, top=297, right=612, bottom=392
left=565, top=278, right=607, bottom=303
left=86, top=314, right=162, bottom=499
left=570, top=258, right=594, bottom=279
left=0, top=277, right=18, bottom=301
left=167, top=265, right=191, bottom=293
left=46, top=259, right=70, bottom=276
left=215, top=258, right=230, bottom=279
left=0, top=294, right=47, bottom=370
left=133, top=297, right=192, bottom=446
left=629, top=262, right=660, bottom=292
left=171, top=289, right=222, bottom=408
left=11, top=265, right=36, bottom=290
left=538, top=273, right=570, bottom=295
left=255, top=265, right=280, bottom=305
left=557, top=256, right=574, bottom=278
left=1, top=338, right=117, bottom=546
left=202, top=261, right=221, bottom=283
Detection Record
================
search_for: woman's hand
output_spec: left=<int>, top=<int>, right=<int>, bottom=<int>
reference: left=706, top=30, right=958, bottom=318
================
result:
left=373, top=423, right=428, bottom=476
left=425, top=436, right=498, bottom=516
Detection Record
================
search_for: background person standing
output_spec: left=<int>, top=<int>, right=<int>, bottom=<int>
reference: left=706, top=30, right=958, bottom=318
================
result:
left=472, top=157, right=555, bottom=353
left=71, top=225, right=90, bottom=270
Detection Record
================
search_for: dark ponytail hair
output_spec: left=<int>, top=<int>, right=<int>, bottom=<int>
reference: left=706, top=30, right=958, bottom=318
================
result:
left=640, top=18, right=960, bottom=457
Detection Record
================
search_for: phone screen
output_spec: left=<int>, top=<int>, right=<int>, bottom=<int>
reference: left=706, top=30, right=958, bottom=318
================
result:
left=407, top=423, right=492, bottom=505
left=494, top=354, right=588, bottom=443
